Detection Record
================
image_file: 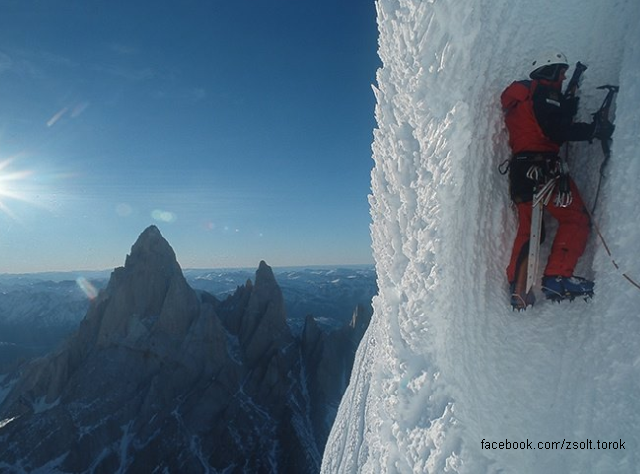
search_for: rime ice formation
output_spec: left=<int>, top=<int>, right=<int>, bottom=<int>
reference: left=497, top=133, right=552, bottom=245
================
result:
left=322, top=1, right=640, bottom=473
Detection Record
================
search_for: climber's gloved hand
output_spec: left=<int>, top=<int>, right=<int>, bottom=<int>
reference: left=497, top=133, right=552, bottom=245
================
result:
left=563, top=97, right=579, bottom=118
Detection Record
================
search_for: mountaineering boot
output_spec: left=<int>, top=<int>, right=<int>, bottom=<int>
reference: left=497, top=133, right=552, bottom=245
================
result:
left=541, top=275, right=594, bottom=301
left=510, top=281, right=535, bottom=310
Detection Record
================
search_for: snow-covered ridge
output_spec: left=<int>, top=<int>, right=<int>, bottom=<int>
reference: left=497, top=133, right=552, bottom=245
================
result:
left=323, top=1, right=640, bottom=473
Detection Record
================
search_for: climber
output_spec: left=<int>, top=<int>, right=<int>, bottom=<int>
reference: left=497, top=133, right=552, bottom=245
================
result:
left=500, top=50, right=614, bottom=309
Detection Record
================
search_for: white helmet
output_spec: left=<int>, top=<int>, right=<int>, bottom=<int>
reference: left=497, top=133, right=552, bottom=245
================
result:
left=529, top=51, right=569, bottom=79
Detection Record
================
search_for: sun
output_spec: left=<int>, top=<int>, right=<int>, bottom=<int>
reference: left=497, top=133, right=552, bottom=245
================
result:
left=0, top=157, right=35, bottom=219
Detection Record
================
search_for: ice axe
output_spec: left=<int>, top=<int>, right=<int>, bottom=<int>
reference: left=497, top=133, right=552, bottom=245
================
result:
left=564, top=61, right=588, bottom=99
left=591, top=84, right=619, bottom=213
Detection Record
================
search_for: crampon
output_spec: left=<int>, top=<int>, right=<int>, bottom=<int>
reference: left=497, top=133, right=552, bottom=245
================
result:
left=541, top=275, right=594, bottom=303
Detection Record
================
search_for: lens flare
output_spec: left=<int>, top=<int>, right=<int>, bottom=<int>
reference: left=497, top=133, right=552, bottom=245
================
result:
left=76, top=276, right=98, bottom=300
left=46, top=107, right=69, bottom=128
left=151, top=209, right=177, bottom=223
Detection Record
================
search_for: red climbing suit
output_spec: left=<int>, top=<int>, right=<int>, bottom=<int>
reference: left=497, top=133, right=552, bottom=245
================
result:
left=501, top=79, right=591, bottom=283
left=506, top=181, right=590, bottom=282
left=501, top=80, right=561, bottom=155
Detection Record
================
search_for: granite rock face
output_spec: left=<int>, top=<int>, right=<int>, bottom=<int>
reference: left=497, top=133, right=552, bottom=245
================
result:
left=301, top=303, right=373, bottom=449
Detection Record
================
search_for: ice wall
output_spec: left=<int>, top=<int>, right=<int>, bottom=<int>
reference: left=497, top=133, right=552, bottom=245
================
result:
left=322, top=1, right=640, bottom=473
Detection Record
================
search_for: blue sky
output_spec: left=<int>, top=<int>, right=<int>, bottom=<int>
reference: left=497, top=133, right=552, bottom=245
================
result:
left=0, top=0, right=380, bottom=273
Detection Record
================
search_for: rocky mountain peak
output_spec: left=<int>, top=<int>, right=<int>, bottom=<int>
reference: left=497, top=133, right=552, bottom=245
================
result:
left=89, top=225, right=199, bottom=348
left=238, top=261, right=292, bottom=370
left=124, top=224, right=181, bottom=276
left=255, top=259, right=276, bottom=283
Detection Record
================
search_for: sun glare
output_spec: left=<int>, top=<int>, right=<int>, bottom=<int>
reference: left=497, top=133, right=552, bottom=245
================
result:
left=0, top=157, right=36, bottom=219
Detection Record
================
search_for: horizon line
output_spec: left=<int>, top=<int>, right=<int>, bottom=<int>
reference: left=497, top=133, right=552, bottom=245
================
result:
left=0, top=262, right=377, bottom=278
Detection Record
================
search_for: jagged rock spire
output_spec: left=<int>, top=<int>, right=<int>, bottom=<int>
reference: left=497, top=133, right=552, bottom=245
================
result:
left=90, top=225, right=199, bottom=347
left=238, top=260, right=292, bottom=369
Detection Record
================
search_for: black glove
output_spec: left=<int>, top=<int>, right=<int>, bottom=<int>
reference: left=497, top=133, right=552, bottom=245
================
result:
left=563, top=97, right=579, bottom=118
left=554, top=174, right=573, bottom=207
left=592, top=114, right=615, bottom=141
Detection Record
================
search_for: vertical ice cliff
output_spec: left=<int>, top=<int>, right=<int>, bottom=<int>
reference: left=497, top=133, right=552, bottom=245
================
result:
left=323, top=1, right=640, bottom=473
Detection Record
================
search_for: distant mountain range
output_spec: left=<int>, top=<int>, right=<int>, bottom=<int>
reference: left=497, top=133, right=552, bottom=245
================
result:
left=0, top=263, right=376, bottom=372
left=0, top=226, right=374, bottom=472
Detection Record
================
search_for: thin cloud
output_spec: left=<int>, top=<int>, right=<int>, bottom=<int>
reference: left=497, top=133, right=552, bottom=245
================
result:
left=94, top=63, right=156, bottom=81
left=0, top=50, right=42, bottom=78
left=0, top=48, right=72, bottom=80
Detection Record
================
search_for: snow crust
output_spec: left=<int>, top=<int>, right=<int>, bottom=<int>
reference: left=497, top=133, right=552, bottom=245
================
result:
left=322, top=1, right=640, bottom=473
